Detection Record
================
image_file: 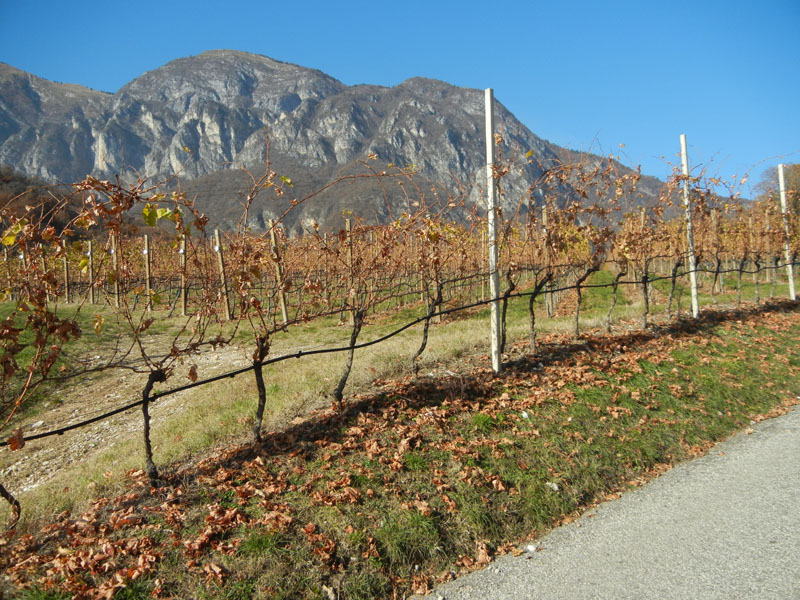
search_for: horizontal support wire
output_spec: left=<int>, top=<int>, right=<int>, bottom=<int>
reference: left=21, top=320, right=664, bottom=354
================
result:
left=3, top=258, right=797, bottom=447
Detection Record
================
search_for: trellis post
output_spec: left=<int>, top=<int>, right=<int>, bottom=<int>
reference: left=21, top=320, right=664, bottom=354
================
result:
left=111, top=234, right=120, bottom=308
left=39, top=249, right=51, bottom=305
left=62, top=240, right=70, bottom=303
left=778, top=163, right=796, bottom=300
left=269, top=219, right=289, bottom=325
left=711, top=208, right=720, bottom=293
left=3, top=248, right=11, bottom=299
left=345, top=218, right=355, bottom=325
left=179, top=236, right=187, bottom=316
left=485, top=88, right=501, bottom=373
left=214, top=229, right=232, bottom=321
left=542, top=206, right=555, bottom=317
left=680, top=134, right=700, bottom=318
left=143, top=235, right=152, bottom=312
left=764, top=205, right=776, bottom=292
left=87, top=240, right=95, bottom=305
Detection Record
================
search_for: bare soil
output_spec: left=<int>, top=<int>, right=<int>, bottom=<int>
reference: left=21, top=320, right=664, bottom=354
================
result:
left=0, top=345, right=252, bottom=495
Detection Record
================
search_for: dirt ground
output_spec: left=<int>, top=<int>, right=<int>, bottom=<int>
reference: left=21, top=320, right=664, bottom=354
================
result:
left=0, top=344, right=252, bottom=495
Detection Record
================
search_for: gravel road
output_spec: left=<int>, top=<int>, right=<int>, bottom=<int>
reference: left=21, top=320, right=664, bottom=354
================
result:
left=419, top=406, right=800, bottom=600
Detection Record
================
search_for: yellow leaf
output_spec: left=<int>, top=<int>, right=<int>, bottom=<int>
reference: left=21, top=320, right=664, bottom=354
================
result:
left=1, top=219, right=27, bottom=246
left=93, top=315, right=104, bottom=336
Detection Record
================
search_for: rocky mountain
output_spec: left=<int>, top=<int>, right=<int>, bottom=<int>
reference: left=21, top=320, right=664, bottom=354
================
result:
left=0, top=50, right=661, bottom=233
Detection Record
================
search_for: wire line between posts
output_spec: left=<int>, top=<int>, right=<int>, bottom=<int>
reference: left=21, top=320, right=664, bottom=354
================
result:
left=2, top=260, right=797, bottom=447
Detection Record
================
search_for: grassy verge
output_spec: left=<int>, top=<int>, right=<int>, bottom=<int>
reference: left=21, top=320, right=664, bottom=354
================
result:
left=3, top=299, right=799, bottom=599
left=0, top=272, right=794, bottom=520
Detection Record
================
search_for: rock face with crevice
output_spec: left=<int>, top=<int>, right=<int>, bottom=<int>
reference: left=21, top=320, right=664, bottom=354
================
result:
left=0, top=50, right=661, bottom=232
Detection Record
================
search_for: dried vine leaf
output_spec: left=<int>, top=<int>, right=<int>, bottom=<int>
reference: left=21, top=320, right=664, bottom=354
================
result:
left=7, top=428, right=24, bottom=451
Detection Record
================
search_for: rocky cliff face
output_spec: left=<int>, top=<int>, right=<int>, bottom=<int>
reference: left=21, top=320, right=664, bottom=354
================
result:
left=0, top=50, right=659, bottom=232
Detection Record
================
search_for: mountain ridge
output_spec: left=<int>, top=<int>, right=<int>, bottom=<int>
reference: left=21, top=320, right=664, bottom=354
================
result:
left=0, top=50, right=661, bottom=233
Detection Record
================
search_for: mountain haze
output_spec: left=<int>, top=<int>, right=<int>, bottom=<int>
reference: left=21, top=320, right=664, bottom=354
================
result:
left=0, top=50, right=661, bottom=232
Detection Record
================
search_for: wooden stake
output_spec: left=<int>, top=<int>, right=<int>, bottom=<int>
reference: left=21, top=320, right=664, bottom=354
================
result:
left=3, top=248, right=12, bottom=299
left=111, top=235, right=120, bottom=308
left=62, top=241, right=70, bottom=303
left=711, top=208, right=720, bottom=293
left=88, top=240, right=95, bottom=305
left=542, top=206, right=554, bottom=318
left=180, top=236, right=187, bottom=317
left=39, top=250, right=51, bottom=305
left=345, top=218, right=354, bottom=326
left=215, top=229, right=232, bottom=320
left=269, top=219, right=289, bottom=325
left=143, top=235, right=151, bottom=312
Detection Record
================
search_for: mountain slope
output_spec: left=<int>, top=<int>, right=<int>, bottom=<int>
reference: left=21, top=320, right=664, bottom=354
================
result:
left=0, top=50, right=661, bottom=232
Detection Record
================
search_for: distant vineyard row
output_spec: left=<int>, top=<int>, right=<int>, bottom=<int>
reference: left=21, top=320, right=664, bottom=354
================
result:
left=2, top=195, right=797, bottom=325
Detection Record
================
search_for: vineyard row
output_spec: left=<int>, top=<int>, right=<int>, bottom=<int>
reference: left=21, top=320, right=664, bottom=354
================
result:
left=3, top=253, right=798, bottom=452
left=1, top=155, right=798, bottom=524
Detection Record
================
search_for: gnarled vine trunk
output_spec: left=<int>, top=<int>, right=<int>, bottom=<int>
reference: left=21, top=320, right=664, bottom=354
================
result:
left=252, top=336, right=269, bottom=444
left=573, top=267, right=598, bottom=340
left=770, top=256, right=778, bottom=298
left=499, top=273, right=517, bottom=355
left=333, top=310, right=364, bottom=410
left=1, top=482, right=20, bottom=530
left=605, top=269, right=626, bottom=333
left=411, top=281, right=443, bottom=375
left=710, top=257, right=721, bottom=305
left=640, top=269, right=650, bottom=329
left=529, top=275, right=552, bottom=351
left=736, top=258, right=747, bottom=306
left=667, top=258, right=683, bottom=318
left=142, top=369, right=166, bottom=485
left=753, top=257, right=761, bottom=303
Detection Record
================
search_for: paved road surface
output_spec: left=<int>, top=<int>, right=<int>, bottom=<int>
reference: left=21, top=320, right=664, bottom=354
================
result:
left=419, top=406, right=800, bottom=600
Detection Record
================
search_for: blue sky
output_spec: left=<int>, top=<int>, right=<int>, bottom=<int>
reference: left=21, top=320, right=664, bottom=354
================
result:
left=1, top=0, right=798, bottom=193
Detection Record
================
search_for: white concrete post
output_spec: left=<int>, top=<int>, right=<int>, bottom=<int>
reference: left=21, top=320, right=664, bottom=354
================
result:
left=680, top=134, right=700, bottom=318
left=778, top=163, right=796, bottom=300
left=485, top=88, right=501, bottom=373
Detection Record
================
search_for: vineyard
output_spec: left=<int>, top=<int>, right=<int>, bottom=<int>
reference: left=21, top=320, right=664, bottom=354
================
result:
left=1, top=146, right=799, bottom=598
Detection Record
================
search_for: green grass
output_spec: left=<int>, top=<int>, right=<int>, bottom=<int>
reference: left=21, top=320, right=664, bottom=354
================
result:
left=581, top=269, right=628, bottom=312
left=0, top=267, right=790, bottom=428
left=111, top=579, right=155, bottom=600
left=239, top=530, right=291, bottom=557
left=2, top=268, right=794, bottom=524
left=0, top=271, right=798, bottom=564
left=3, top=301, right=799, bottom=599
left=375, top=509, right=443, bottom=571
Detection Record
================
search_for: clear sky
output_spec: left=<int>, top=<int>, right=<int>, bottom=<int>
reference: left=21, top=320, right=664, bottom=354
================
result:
left=1, top=0, right=798, bottom=194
